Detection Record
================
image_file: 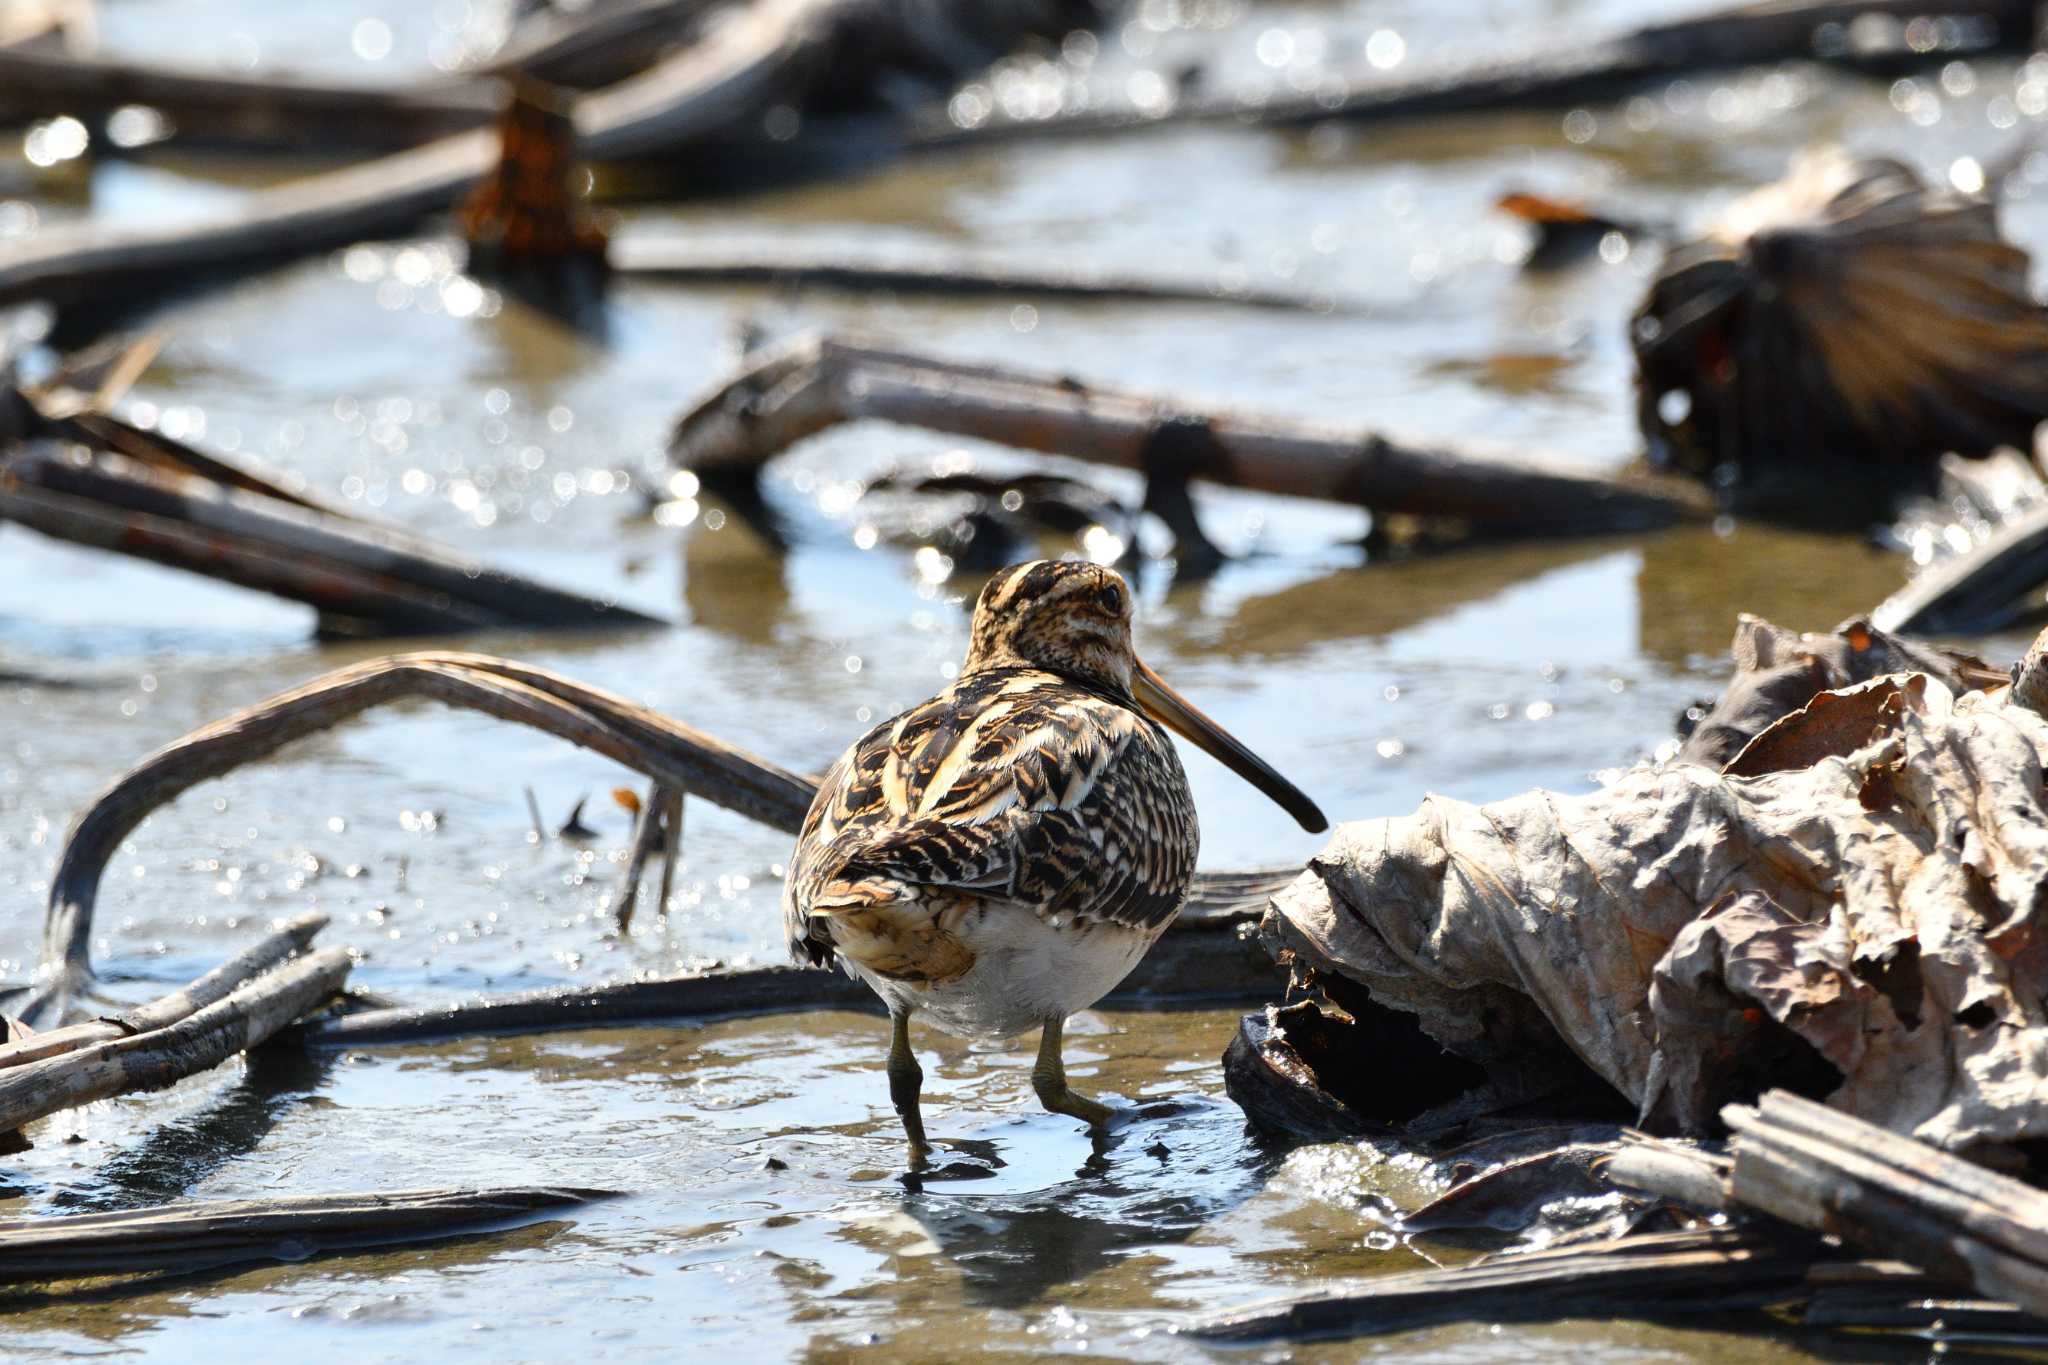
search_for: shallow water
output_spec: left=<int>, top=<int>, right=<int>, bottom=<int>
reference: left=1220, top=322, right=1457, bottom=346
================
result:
left=2, top=0, right=2044, bottom=1358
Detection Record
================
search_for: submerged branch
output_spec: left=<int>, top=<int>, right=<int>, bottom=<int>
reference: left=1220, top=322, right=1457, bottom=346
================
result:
left=919, top=0, right=2036, bottom=147
left=304, top=895, right=1282, bottom=1047
left=1189, top=1227, right=1827, bottom=1342
left=0, top=1186, right=616, bottom=1283
left=613, top=236, right=1360, bottom=312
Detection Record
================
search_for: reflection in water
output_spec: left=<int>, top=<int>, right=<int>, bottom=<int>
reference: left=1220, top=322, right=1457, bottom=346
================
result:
left=1633, top=524, right=1912, bottom=668
left=896, top=1099, right=1271, bottom=1310
left=50, top=1044, right=339, bottom=1214
left=683, top=493, right=796, bottom=644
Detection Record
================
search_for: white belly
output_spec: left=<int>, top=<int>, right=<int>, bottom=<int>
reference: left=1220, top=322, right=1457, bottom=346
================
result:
left=851, top=905, right=1163, bottom=1041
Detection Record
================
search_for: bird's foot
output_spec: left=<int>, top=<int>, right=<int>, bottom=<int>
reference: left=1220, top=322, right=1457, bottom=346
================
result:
left=1040, top=1087, right=1116, bottom=1132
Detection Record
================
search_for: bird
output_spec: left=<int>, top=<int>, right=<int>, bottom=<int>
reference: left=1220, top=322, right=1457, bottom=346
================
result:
left=784, top=559, right=1327, bottom=1165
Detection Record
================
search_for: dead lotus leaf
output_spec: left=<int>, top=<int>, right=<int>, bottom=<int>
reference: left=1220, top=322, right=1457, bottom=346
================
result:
left=1264, top=648, right=2048, bottom=1150
left=1678, top=613, right=1999, bottom=769
left=1721, top=673, right=1931, bottom=778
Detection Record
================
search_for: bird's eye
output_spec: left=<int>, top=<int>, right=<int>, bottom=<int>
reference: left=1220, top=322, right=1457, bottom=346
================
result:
left=1098, top=584, right=1124, bottom=615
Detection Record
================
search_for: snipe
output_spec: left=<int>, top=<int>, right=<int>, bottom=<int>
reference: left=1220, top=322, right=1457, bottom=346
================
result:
left=785, top=559, right=1326, bottom=1163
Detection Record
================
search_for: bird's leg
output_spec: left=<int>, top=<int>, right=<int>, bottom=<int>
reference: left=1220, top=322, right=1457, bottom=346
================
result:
left=1031, top=1016, right=1114, bottom=1129
left=887, top=1009, right=931, bottom=1167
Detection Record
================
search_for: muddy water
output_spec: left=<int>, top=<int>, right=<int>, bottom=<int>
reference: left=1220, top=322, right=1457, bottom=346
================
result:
left=1, top=0, right=2043, bottom=1358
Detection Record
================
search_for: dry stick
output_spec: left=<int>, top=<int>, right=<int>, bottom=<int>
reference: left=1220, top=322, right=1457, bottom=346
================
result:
left=0, top=1186, right=617, bottom=1282
left=0, top=443, right=661, bottom=632
left=1719, top=1090, right=2048, bottom=1315
left=916, top=0, right=2037, bottom=147
left=611, top=235, right=1362, bottom=312
left=0, top=0, right=891, bottom=307
left=0, top=912, right=327, bottom=1070
left=668, top=333, right=1708, bottom=533
left=0, top=947, right=351, bottom=1136
left=608, top=781, right=674, bottom=931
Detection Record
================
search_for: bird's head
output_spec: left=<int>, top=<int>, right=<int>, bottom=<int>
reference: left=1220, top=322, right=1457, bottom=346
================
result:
left=962, top=560, right=1327, bottom=833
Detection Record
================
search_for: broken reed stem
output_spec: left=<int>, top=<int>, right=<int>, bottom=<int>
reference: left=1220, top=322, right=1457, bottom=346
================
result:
left=1719, top=1090, right=2048, bottom=1317
left=20, top=654, right=817, bottom=1026
left=0, top=1185, right=618, bottom=1282
left=655, top=788, right=683, bottom=921
left=0, top=947, right=351, bottom=1136
left=609, top=781, right=681, bottom=932
left=0, top=912, right=328, bottom=1070
left=669, top=333, right=1707, bottom=534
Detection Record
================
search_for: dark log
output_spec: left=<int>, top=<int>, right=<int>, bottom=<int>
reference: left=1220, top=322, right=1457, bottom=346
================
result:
left=0, top=1186, right=615, bottom=1282
left=1188, top=1227, right=1828, bottom=1342
left=669, top=333, right=1707, bottom=535
left=918, top=0, right=2035, bottom=147
left=1873, top=502, right=2048, bottom=635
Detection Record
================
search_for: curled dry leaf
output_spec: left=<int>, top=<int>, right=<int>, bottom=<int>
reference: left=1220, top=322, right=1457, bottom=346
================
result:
left=1677, top=613, right=2002, bottom=769
left=1256, top=625, right=2048, bottom=1151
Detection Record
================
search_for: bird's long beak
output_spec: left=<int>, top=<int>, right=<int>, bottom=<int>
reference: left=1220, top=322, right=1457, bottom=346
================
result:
left=1133, top=659, right=1328, bottom=833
